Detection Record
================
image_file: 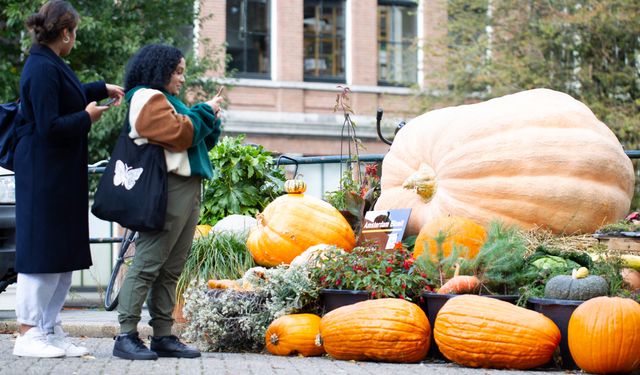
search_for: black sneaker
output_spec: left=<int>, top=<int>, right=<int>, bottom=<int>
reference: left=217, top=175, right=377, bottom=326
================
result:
left=150, top=335, right=201, bottom=358
left=113, top=332, right=158, bottom=360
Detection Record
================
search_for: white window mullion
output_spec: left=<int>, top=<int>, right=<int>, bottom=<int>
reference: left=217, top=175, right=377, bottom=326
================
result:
left=346, top=0, right=352, bottom=85
left=271, top=0, right=278, bottom=81
left=417, top=0, right=425, bottom=90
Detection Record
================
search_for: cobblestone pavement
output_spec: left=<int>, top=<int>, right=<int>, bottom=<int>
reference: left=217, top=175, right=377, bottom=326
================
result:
left=0, top=334, right=575, bottom=375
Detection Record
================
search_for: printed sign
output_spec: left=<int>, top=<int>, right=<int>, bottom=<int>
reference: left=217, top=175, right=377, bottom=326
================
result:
left=358, top=208, right=412, bottom=250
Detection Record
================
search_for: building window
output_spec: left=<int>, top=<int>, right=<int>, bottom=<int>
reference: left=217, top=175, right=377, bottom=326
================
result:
left=226, top=0, right=271, bottom=79
left=303, top=0, right=346, bottom=82
left=378, top=1, right=418, bottom=86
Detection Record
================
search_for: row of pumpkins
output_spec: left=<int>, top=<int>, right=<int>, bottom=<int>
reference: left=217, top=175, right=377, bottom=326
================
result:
left=244, top=89, right=636, bottom=268
left=265, top=295, right=640, bottom=374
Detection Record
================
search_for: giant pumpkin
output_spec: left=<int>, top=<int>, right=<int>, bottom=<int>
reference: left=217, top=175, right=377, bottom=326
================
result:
left=375, top=89, right=634, bottom=236
left=247, top=178, right=355, bottom=267
left=434, top=295, right=560, bottom=369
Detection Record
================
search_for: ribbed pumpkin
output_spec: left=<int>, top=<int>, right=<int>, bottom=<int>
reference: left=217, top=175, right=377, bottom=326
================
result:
left=413, top=216, right=486, bottom=259
left=434, top=295, right=560, bottom=369
left=374, top=88, right=634, bottom=236
left=265, top=314, right=324, bottom=357
left=247, top=178, right=355, bottom=266
left=568, top=296, right=640, bottom=374
left=320, top=298, right=430, bottom=362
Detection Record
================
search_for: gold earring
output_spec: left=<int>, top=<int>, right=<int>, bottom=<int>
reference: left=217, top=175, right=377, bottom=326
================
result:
left=63, top=36, right=70, bottom=43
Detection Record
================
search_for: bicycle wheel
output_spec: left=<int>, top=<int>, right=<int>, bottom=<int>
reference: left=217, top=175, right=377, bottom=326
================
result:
left=104, top=229, right=137, bottom=311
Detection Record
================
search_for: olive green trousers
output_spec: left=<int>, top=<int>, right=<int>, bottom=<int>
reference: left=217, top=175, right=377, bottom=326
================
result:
left=117, top=173, right=201, bottom=336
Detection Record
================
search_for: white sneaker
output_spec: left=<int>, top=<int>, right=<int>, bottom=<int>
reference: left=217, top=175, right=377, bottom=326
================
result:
left=47, top=326, right=90, bottom=357
left=13, top=327, right=66, bottom=358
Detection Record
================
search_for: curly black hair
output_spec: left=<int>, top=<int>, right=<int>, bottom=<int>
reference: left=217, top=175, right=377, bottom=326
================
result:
left=124, top=44, right=184, bottom=92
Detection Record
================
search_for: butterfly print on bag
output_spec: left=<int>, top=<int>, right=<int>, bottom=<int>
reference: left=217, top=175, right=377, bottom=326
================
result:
left=113, top=160, right=143, bottom=190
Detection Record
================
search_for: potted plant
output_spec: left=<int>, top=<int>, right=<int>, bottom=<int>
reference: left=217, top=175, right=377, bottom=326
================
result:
left=323, top=86, right=381, bottom=236
left=174, top=230, right=256, bottom=323
left=200, top=135, right=286, bottom=226
left=413, top=221, right=537, bottom=358
left=522, top=236, right=631, bottom=370
left=307, top=243, right=431, bottom=314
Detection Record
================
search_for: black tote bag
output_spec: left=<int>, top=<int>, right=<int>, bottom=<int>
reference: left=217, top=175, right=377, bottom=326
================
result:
left=91, top=119, right=167, bottom=232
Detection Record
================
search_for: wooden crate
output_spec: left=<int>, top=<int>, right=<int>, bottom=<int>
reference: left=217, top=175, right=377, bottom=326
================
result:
left=595, top=235, right=640, bottom=255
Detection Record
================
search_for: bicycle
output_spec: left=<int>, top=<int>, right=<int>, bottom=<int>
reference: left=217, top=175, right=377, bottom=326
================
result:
left=104, top=228, right=137, bottom=311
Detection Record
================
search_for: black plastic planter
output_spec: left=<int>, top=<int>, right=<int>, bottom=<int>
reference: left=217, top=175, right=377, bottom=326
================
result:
left=319, top=289, right=371, bottom=314
left=420, top=293, right=520, bottom=359
left=527, top=297, right=584, bottom=370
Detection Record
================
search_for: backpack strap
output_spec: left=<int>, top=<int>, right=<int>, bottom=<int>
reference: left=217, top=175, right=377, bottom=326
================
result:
left=14, top=102, right=32, bottom=139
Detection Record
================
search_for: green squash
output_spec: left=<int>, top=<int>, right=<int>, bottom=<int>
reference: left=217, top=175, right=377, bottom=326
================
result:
left=544, top=272, right=609, bottom=301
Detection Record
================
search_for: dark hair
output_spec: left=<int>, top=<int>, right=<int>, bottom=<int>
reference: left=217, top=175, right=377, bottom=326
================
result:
left=25, top=0, right=79, bottom=44
left=124, top=44, right=184, bottom=92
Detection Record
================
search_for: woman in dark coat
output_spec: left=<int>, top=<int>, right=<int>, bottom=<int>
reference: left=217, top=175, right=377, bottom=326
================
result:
left=13, top=0, right=124, bottom=358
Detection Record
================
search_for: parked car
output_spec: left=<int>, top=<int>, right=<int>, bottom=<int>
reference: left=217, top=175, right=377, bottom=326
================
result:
left=0, top=167, right=15, bottom=294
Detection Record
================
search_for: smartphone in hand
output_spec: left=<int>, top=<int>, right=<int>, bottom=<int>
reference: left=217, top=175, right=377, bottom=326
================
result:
left=99, top=97, right=117, bottom=107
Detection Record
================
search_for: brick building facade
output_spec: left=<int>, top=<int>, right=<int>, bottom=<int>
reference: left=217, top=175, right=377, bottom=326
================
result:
left=198, top=0, right=447, bottom=156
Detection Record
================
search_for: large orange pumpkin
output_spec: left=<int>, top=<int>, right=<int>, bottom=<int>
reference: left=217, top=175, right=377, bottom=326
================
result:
left=434, top=295, right=560, bottom=369
left=413, top=216, right=486, bottom=259
left=320, top=298, right=430, bottom=362
left=265, top=314, right=324, bottom=357
left=568, top=296, right=640, bottom=374
left=375, top=88, right=634, bottom=236
left=247, top=178, right=355, bottom=266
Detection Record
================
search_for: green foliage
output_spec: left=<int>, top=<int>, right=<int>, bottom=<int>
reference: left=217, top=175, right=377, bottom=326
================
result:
left=176, top=230, right=256, bottom=304
left=183, top=265, right=319, bottom=352
left=200, top=135, right=286, bottom=225
left=0, top=0, right=226, bottom=164
left=461, top=222, right=538, bottom=296
left=411, top=230, right=467, bottom=289
left=308, top=244, right=430, bottom=301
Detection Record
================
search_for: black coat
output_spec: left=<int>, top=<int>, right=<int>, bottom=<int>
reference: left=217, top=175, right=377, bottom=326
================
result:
left=15, top=44, right=107, bottom=273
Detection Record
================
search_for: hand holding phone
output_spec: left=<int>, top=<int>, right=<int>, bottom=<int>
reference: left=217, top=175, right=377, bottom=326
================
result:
left=100, top=97, right=117, bottom=107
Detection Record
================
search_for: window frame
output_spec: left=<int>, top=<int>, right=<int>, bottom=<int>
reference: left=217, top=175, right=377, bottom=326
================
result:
left=225, top=0, right=272, bottom=80
left=377, top=0, right=419, bottom=87
left=303, top=0, right=347, bottom=83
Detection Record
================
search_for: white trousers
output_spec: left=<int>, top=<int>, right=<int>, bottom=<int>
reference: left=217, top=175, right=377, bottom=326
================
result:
left=15, top=272, right=73, bottom=333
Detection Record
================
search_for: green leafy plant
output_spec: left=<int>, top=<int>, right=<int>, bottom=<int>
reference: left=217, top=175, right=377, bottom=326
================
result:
left=460, top=222, right=538, bottom=296
left=176, top=230, right=256, bottom=304
left=309, top=243, right=430, bottom=301
left=201, top=135, right=286, bottom=225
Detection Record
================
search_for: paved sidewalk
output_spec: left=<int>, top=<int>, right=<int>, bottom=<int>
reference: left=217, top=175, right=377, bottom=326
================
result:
left=0, top=308, right=608, bottom=375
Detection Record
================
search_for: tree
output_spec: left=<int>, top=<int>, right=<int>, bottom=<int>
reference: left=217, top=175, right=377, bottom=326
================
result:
left=0, top=0, right=224, bottom=163
left=422, top=0, right=639, bottom=148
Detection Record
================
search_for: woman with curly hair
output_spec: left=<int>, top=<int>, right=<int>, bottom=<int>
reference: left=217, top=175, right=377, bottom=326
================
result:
left=14, top=0, right=123, bottom=358
left=112, top=44, right=223, bottom=360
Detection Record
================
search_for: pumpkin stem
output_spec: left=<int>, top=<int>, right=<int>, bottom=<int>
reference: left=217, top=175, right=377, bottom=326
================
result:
left=453, top=262, right=460, bottom=278
left=256, top=213, right=265, bottom=227
left=269, top=333, right=279, bottom=345
left=402, top=164, right=437, bottom=202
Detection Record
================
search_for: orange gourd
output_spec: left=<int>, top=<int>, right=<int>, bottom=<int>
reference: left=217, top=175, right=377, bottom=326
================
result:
left=434, top=295, right=560, bottom=369
left=265, top=314, right=324, bottom=357
left=247, top=178, right=355, bottom=267
left=320, top=298, right=430, bottom=362
left=568, top=296, right=640, bottom=374
left=437, top=263, right=480, bottom=294
left=413, top=216, right=486, bottom=260
left=375, top=89, right=634, bottom=236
